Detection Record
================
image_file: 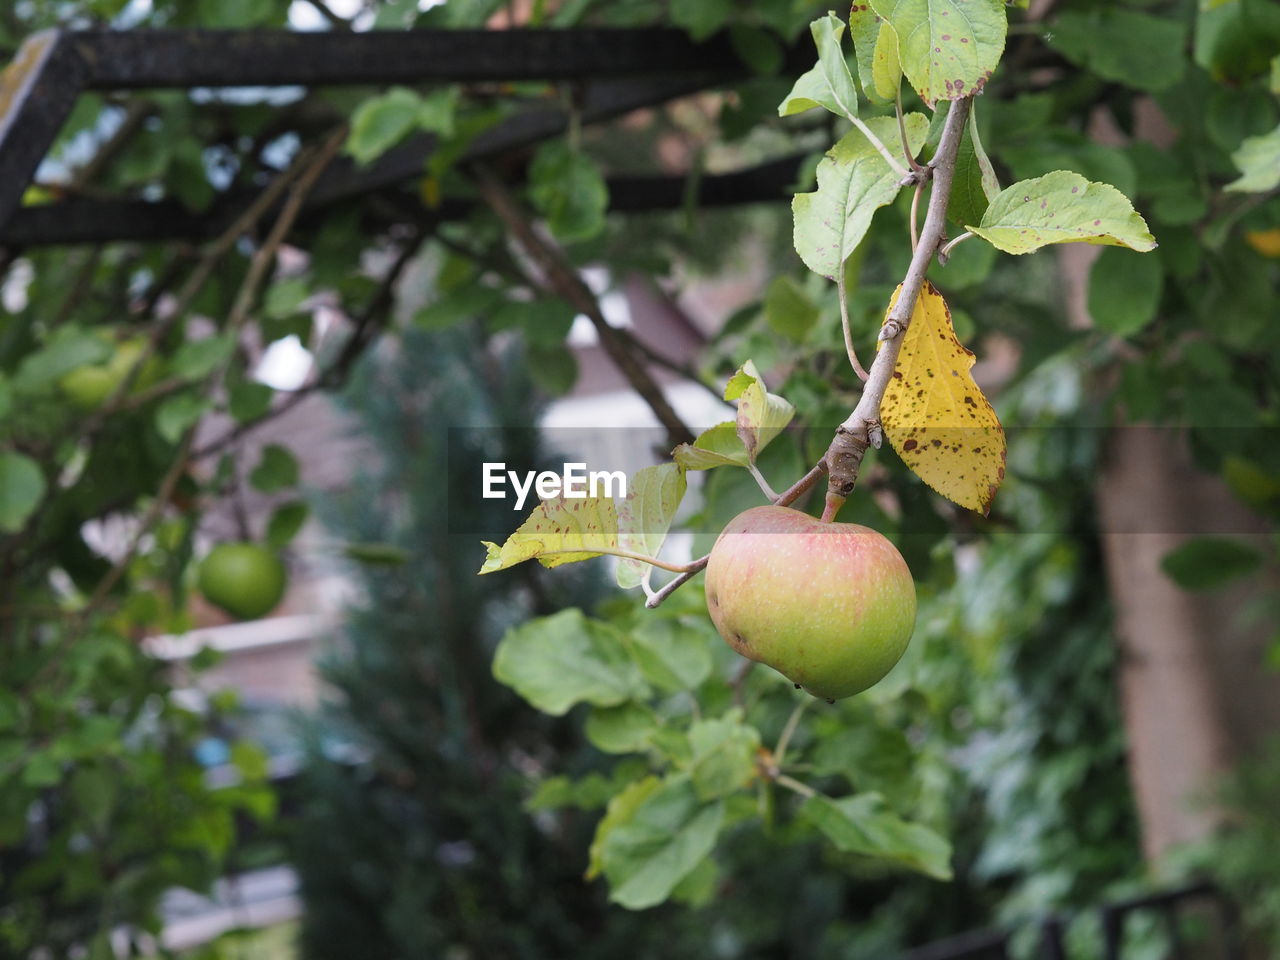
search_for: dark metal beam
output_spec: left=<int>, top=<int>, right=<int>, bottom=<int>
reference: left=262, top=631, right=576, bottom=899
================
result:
left=0, top=26, right=769, bottom=237
left=0, top=31, right=90, bottom=231
left=0, top=153, right=807, bottom=247
left=72, top=28, right=744, bottom=89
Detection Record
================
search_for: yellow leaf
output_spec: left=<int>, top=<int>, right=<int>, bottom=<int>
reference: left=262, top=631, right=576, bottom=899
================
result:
left=880, top=281, right=1006, bottom=514
left=479, top=495, right=620, bottom=574
left=1245, top=228, right=1280, bottom=259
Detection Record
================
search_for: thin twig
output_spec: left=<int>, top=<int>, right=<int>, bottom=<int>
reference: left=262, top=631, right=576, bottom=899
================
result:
left=837, top=267, right=869, bottom=382
left=774, top=698, right=811, bottom=767
left=775, top=462, right=826, bottom=507
left=78, top=129, right=345, bottom=621
left=730, top=658, right=755, bottom=710
left=645, top=554, right=710, bottom=609
left=471, top=163, right=694, bottom=448
left=897, top=88, right=924, bottom=173
left=938, top=231, right=974, bottom=265
left=775, top=774, right=818, bottom=799
left=616, top=328, right=725, bottom=404
left=192, top=225, right=424, bottom=461
left=909, top=179, right=923, bottom=253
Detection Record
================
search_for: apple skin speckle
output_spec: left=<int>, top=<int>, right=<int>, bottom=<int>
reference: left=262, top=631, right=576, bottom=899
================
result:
left=704, top=505, right=916, bottom=701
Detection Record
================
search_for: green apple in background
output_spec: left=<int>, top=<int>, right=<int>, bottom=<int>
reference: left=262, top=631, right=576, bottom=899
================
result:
left=197, top=542, right=288, bottom=620
left=59, top=334, right=163, bottom=409
left=704, top=505, right=916, bottom=701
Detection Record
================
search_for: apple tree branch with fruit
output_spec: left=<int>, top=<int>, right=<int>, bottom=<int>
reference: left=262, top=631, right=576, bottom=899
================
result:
left=479, top=2, right=1156, bottom=909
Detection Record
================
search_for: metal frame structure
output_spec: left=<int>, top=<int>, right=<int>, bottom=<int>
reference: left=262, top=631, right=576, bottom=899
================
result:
left=0, top=27, right=804, bottom=247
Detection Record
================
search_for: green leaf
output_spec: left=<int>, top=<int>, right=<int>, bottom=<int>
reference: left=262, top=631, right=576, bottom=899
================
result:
left=1049, top=8, right=1186, bottom=92
left=669, top=856, right=719, bottom=907
left=671, top=0, right=731, bottom=41
left=586, top=703, right=658, bottom=754
left=1087, top=248, right=1164, bottom=337
left=588, top=775, right=662, bottom=879
left=346, top=87, right=424, bottom=166
left=1193, top=0, right=1280, bottom=84
left=170, top=334, right=235, bottom=382
left=968, top=170, right=1157, bottom=255
left=729, top=25, right=784, bottom=76
left=792, top=114, right=930, bottom=279
left=489, top=297, right=576, bottom=346
left=13, top=328, right=111, bottom=393
left=265, top=500, right=309, bottom=548
left=0, top=452, right=45, bottom=533
left=629, top=619, right=713, bottom=693
left=810, top=722, right=918, bottom=807
left=155, top=392, right=210, bottom=443
left=1225, top=123, right=1280, bottom=193
left=598, top=776, right=725, bottom=909
left=949, top=102, right=1001, bottom=228
left=527, top=771, right=632, bottom=812
left=527, top=342, right=579, bottom=396
left=479, top=492, right=619, bottom=573
left=724, top=360, right=796, bottom=463
left=1161, top=537, right=1262, bottom=590
left=228, top=381, right=274, bottom=422
left=22, top=752, right=62, bottom=788
left=802, top=792, right=953, bottom=879
left=949, top=121, right=990, bottom=228
left=870, top=0, right=1007, bottom=105
left=343, top=542, right=411, bottom=565
left=849, top=2, right=901, bottom=103
left=492, top=609, right=649, bottom=715
left=777, top=14, right=860, bottom=120
left=0, top=376, right=11, bottom=420
left=528, top=141, right=610, bottom=243
left=414, top=285, right=503, bottom=331
left=415, top=86, right=458, bottom=136
left=616, top=463, right=687, bottom=590
left=249, top=444, right=299, bottom=493
left=672, top=422, right=750, bottom=470
left=687, top=712, right=761, bottom=800
left=764, top=275, right=819, bottom=341
left=263, top=276, right=310, bottom=319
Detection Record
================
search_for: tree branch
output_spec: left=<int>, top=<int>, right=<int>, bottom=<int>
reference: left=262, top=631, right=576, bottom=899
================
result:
left=78, top=129, right=346, bottom=620
left=820, top=97, right=973, bottom=516
left=470, top=163, right=695, bottom=448
left=191, top=224, right=425, bottom=461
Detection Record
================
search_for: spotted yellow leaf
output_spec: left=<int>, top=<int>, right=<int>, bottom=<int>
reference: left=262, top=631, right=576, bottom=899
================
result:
left=479, top=495, right=620, bottom=573
left=880, top=281, right=1005, bottom=514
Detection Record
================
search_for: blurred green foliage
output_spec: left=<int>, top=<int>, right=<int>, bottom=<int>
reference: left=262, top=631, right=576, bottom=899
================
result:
left=0, top=0, right=1276, bottom=956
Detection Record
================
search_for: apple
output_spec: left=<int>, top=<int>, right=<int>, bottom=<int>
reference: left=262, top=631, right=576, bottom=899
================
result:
left=704, top=505, right=916, bottom=701
left=197, top=542, right=287, bottom=620
left=60, top=335, right=163, bottom=409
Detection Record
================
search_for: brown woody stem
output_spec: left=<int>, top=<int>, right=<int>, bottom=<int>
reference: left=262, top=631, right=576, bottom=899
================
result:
left=820, top=96, right=973, bottom=514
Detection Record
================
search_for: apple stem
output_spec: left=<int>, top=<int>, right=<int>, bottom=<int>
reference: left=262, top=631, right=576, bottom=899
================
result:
left=820, top=493, right=845, bottom=524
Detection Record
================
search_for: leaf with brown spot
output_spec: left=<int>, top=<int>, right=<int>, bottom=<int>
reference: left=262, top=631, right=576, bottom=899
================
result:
left=480, top=494, right=620, bottom=573
left=879, top=282, right=1005, bottom=513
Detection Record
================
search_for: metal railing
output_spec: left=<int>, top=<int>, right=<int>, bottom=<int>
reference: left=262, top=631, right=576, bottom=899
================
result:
left=900, top=882, right=1245, bottom=960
